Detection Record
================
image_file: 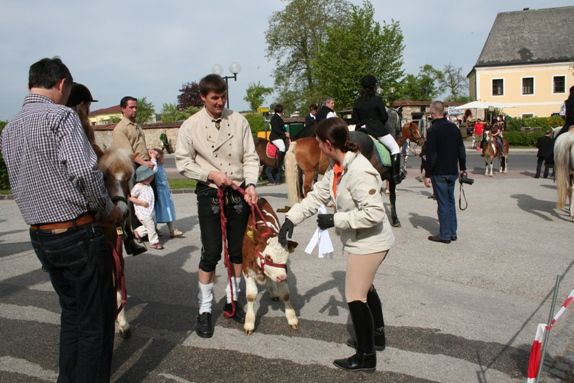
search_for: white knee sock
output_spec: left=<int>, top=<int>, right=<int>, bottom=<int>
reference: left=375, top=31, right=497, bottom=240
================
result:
left=226, top=276, right=241, bottom=303
left=378, top=134, right=401, bottom=155
left=198, top=282, right=213, bottom=314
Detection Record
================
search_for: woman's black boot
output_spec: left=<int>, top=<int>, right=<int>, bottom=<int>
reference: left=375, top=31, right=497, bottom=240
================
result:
left=391, top=153, right=403, bottom=184
left=334, top=301, right=376, bottom=372
left=347, top=286, right=386, bottom=351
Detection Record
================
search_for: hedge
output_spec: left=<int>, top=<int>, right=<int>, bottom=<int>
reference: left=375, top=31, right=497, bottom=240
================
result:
left=504, top=130, right=545, bottom=146
left=505, top=115, right=564, bottom=131
left=244, top=113, right=267, bottom=136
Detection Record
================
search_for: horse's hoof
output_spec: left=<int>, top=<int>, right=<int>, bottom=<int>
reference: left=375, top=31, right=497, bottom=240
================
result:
left=119, top=328, right=131, bottom=339
left=290, top=324, right=299, bottom=330
left=244, top=329, right=254, bottom=335
left=391, top=222, right=401, bottom=228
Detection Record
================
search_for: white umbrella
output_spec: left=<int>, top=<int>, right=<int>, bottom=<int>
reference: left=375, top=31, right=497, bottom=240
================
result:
left=457, top=100, right=515, bottom=109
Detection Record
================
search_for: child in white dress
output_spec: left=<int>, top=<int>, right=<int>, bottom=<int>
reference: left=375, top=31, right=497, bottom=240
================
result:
left=130, top=166, right=163, bottom=250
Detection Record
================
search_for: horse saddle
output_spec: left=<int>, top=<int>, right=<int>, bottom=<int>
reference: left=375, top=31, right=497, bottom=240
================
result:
left=266, top=142, right=278, bottom=159
left=369, top=136, right=392, bottom=167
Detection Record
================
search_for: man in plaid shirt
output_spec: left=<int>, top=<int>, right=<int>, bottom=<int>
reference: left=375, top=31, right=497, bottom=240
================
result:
left=0, top=57, right=122, bottom=383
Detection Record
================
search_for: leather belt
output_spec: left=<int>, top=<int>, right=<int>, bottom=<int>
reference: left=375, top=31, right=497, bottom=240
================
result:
left=30, top=213, right=95, bottom=232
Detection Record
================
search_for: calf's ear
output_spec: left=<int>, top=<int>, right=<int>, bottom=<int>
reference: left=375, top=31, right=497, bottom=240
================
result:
left=287, top=240, right=298, bottom=253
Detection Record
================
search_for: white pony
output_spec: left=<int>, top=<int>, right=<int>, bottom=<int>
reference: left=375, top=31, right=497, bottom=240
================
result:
left=554, top=126, right=574, bottom=220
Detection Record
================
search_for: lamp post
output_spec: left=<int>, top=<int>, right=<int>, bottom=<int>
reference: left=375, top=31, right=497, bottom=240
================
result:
left=212, top=62, right=241, bottom=109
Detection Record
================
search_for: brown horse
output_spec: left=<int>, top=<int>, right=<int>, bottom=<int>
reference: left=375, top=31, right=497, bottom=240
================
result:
left=483, top=131, right=509, bottom=176
left=286, top=132, right=402, bottom=227
left=255, top=137, right=283, bottom=183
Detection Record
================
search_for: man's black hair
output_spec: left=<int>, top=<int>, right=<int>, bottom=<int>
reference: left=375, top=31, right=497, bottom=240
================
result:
left=120, top=96, right=137, bottom=108
left=28, top=57, right=73, bottom=90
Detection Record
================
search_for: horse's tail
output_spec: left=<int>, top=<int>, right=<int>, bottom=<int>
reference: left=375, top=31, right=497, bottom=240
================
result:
left=554, top=132, right=574, bottom=209
left=285, top=142, right=300, bottom=205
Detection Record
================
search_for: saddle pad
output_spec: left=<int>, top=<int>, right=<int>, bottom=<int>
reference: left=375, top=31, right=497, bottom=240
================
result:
left=266, top=143, right=278, bottom=159
left=370, top=137, right=391, bottom=167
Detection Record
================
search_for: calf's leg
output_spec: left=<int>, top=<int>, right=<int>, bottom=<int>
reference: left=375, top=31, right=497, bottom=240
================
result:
left=274, top=281, right=298, bottom=330
left=244, top=275, right=258, bottom=335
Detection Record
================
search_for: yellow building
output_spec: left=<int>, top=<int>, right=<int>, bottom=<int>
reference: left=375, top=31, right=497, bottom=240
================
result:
left=468, top=6, right=574, bottom=118
left=88, top=105, right=122, bottom=125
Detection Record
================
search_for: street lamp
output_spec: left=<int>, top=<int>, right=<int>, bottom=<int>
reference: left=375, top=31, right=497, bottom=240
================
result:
left=212, top=62, right=241, bottom=109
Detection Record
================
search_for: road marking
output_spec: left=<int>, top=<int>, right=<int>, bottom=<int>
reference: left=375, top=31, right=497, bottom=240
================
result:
left=0, top=356, right=57, bottom=382
left=0, top=303, right=59, bottom=324
left=183, top=326, right=515, bottom=383
left=157, top=373, right=196, bottom=383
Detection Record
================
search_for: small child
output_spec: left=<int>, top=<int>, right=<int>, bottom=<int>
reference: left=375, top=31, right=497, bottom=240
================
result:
left=130, top=165, right=163, bottom=250
left=150, top=148, right=183, bottom=238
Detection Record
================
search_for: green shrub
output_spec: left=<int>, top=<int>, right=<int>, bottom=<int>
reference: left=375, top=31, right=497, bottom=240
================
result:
left=244, top=113, right=267, bottom=136
left=0, top=120, right=9, bottom=191
left=505, top=115, right=564, bottom=132
left=504, top=130, right=544, bottom=147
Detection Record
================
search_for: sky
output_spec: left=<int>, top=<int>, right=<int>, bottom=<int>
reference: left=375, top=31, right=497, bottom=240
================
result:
left=1, top=0, right=573, bottom=120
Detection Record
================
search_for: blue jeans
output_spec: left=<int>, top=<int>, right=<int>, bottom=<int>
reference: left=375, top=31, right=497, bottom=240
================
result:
left=30, top=223, right=115, bottom=383
left=431, top=175, right=458, bottom=240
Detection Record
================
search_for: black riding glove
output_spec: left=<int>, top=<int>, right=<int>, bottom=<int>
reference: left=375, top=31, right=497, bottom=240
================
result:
left=317, top=214, right=334, bottom=230
left=278, top=218, right=294, bottom=248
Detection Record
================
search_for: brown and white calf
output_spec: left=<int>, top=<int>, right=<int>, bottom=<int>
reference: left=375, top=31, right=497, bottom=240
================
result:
left=241, top=198, right=298, bottom=335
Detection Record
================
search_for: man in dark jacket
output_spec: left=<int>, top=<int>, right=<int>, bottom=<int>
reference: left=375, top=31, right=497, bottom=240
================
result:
left=423, top=101, right=467, bottom=244
left=315, top=97, right=336, bottom=123
left=535, top=129, right=554, bottom=178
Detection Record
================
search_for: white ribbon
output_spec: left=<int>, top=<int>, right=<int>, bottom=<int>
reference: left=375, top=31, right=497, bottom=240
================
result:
left=304, top=205, right=334, bottom=258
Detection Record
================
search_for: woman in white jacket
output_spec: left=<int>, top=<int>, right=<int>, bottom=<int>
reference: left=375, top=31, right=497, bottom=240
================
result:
left=278, top=117, right=394, bottom=372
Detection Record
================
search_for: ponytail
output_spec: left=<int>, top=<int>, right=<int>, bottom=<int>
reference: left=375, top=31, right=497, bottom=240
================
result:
left=344, top=140, right=359, bottom=153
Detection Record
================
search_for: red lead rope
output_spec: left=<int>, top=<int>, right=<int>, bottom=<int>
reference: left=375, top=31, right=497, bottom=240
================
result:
left=111, top=230, right=127, bottom=317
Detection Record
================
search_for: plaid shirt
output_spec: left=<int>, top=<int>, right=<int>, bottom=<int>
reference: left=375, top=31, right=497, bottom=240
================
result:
left=0, top=94, right=113, bottom=225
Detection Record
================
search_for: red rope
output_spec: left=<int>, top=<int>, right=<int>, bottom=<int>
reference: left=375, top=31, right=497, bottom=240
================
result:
left=218, top=186, right=237, bottom=318
left=111, top=231, right=127, bottom=317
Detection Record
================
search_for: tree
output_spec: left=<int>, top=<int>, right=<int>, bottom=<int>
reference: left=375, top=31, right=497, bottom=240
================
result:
left=312, top=1, right=405, bottom=108
left=136, top=97, right=155, bottom=124
left=439, top=64, right=469, bottom=101
left=244, top=82, right=273, bottom=111
left=160, top=103, right=199, bottom=123
left=177, top=82, right=203, bottom=109
left=266, top=0, right=351, bottom=110
left=398, top=64, right=444, bottom=101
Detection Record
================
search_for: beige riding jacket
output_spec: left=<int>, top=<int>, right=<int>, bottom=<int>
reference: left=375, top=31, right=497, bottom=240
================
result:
left=175, top=108, right=259, bottom=188
left=287, top=151, right=394, bottom=255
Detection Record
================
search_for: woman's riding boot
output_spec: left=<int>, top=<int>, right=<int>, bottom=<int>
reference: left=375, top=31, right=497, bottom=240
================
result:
left=347, top=286, right=386, bottom=351
left=391, top=153, right=403, bottom=185
left=334, top=301, right=376, bottom=372
left=275, top=151, right=286, bottom=183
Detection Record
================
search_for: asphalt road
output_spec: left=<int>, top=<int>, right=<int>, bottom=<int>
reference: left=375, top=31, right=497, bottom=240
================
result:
left=1, top=145, right=573, bottom=383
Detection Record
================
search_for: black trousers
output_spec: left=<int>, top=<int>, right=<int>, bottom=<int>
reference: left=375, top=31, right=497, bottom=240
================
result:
left=196, top=184, right=250, bottom=272
left=30, top=223, right=115, bottom=383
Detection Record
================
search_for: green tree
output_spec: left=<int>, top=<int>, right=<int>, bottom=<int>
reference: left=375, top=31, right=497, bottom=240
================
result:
left=312, top=1, right=405, bottom=108
left=244, top=82, right=273, bottom=111
left=136, top=97, right=155, bottom=124
left=266, top=0, right=351, bottom=110
left=0, top=120, right=9, bottom=190
left=439, top=64, right=469, bottom=102
left=398, top=64, right=444, bottom=101
left=160, top=103, right=199, bottom=123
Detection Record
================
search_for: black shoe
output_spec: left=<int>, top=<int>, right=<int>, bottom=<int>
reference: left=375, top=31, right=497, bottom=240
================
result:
left=196, top=312, right=214, bottom=338
left=428, top=235, right=451, bottom=244
left=333, top=352, right=376, bottom=372
left=224, top=302, right=245, bottom=324
left=124, top=239, right=147, bottom=256
left=451, top=236, right=457, bottom=241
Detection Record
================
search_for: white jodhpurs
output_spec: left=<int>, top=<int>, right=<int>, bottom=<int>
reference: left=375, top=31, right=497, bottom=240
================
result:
left=272, top=139, right=286, bottom=152
left=378, top=134, right=400, bottom=155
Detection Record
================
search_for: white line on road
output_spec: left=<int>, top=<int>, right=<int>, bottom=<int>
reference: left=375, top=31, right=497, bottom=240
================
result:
left=0, top=356, right=57, bottom=382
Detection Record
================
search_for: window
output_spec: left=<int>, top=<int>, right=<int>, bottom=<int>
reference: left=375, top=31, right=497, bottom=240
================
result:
left=554, top=76, right=565, bottom=93
left=492, top=79, right=504, bottom=96
left=522, top=77, right=534, bottom=95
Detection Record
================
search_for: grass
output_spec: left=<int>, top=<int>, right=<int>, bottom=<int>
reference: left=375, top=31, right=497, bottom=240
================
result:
left=168, top=178, right=197, bottom=190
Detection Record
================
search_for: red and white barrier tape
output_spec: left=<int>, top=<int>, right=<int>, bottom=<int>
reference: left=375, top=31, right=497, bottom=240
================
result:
left=547, top=289, right=574, bottom=330
left=526, top=289, right=574, bottom=382
left=526, top=324, right=545, bottom=383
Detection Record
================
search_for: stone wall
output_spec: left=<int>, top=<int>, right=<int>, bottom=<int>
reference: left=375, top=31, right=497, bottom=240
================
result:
left=93, top=122, right=182, bottom=152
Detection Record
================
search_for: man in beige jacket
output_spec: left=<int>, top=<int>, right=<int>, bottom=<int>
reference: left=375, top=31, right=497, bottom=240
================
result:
left=176, top=74, right=259, bottom=338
